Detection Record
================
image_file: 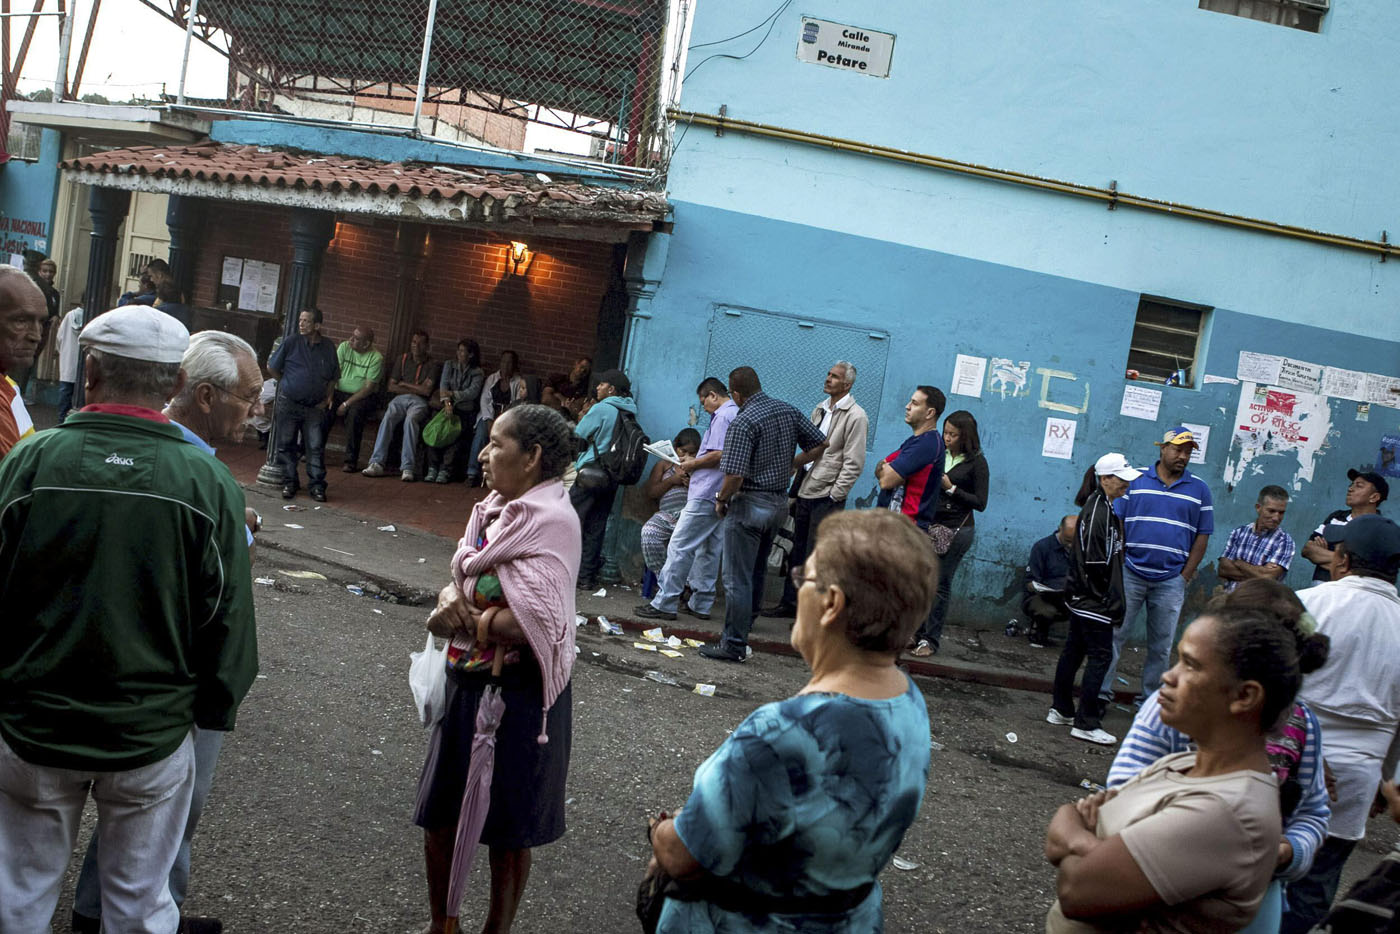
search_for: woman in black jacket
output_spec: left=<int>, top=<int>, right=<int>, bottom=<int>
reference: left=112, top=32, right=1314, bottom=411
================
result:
left=912, top=410, right=990, bottom=656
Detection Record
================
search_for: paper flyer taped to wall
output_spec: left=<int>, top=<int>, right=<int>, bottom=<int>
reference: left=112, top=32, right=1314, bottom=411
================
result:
left=1237, top=351, right=1283, bottom=385
left=951, top=354, right=987, bottom=398
left=988, top=358, right=1030, bottom=398
left=1041, top=418, right=1076, bottom=460
left=1120, top=385, right=1161, bottom=421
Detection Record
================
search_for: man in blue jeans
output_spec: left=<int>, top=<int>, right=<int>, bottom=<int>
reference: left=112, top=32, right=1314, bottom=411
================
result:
left=700, top=367, right=827, bottom=662
left=635, top=377, right=738, bottom=621
left=1101, top=426, right=1213, bottom=704
left=268, top=307, right=339, bottom=502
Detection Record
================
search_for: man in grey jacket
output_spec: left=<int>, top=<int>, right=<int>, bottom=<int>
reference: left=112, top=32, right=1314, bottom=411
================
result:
left=764, top=361, right=869, bottom=617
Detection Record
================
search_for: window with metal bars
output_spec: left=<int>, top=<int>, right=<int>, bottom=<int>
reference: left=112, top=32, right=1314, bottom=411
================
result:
left=1126, top=297, right=1210, bottom=389
left=1199, top=0, right=1327, bottom=33
left=5, top=124, right=42, bottom=161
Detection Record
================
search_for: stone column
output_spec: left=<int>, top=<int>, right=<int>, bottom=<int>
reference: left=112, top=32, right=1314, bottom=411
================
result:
left=72, top=186, right=132, bottom=409
left=164, top=194, right=205, bottom=302
left=386, top=223, right=430, bottom=363
left=257, top=207, right=337, bottom=486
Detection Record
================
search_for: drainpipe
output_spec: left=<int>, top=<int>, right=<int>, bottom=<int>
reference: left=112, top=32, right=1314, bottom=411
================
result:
left=176, top=0, right=200, bottom=107
left=410, top=0, right=440, bottom=136
left=52, top=0, right=73, bottom=99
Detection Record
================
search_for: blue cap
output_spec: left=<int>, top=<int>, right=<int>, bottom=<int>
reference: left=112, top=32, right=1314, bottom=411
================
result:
left=1324, top=514, right=1400, bottom=566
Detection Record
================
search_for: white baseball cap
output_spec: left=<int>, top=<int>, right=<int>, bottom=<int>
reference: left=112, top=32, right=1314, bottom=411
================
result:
left=1094, top=452, right=1142, bottom=481
left=79, top=305, right=190, bottom=364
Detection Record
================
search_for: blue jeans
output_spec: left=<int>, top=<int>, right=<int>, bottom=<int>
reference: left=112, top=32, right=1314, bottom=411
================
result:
left=1103, top=569, right=1188, bottom=701
left=917, top=523, right=975, bottom=649
left=275, top=399, right=328, bottom=491
left=720, top=490, right=788, bottom=653
left=465, top=418, right=493, bottom=481
left=652, top=498, right=725, bottom=615
left=57, top=381, right=74, bottom=424
left=369, top=394, right=430, bottom=475
left=74, top=728, right=225, bottom=918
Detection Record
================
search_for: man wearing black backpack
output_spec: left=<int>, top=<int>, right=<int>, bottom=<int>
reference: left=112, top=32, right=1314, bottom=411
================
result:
left=571, top=369, right=642, bottom=590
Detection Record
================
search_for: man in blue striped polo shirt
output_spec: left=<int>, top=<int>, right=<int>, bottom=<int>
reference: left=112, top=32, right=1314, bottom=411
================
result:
left=1102, top=426, right=1214, bottom=704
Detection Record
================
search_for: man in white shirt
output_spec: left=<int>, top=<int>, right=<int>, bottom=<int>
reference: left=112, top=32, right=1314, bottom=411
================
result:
left=54, top=304, right=84, bottom=423
left=1281, top=515, right=1400, bottom=933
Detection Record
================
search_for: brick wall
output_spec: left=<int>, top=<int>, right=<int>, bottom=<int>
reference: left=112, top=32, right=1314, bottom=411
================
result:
left=190, top=203, right=618, bottom=383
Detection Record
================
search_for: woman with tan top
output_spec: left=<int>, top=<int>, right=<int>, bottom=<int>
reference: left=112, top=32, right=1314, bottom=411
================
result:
left=1044, top=603, right=1328, bottom=933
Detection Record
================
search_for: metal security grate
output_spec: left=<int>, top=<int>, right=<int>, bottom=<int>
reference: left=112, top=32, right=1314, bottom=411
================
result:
left=702, top=305, right=889, bottom=449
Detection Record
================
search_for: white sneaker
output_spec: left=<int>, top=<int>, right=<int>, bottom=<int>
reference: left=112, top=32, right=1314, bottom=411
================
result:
left=401, top=469, right=416, bottom=482
left=1045, top=709, right=1074, bottom=726
left=1071, top=727, right=1117, bottom=746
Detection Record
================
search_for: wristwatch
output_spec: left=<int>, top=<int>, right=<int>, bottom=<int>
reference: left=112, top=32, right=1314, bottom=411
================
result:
left=251, top=511, right=263, bottom=534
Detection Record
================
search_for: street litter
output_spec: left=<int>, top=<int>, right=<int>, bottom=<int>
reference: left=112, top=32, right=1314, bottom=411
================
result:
left=633, top=642, right=658, bottom=652
left=566, top=797, right=576, bottom=805
left=372, top=609, right=383, bottom=615
left=1114, top=704, right=1132, bottom=712
left=642, top=627, right=665, bottom=642
left=371, top=749, right=382, bottom=756
left=1115, top=676, right=1129, bottom=685
left=621, top=688, right=633, bottom=693
left=597, top=616, right=623, bottom=636
left=417, top=558, right=426, bottom=564
left=891, top=856, right=919, bottom=871
left=346, top=585, right=364, bottom=595
left=592, top=652, right=600, bottom=657
left=1079, top=779, right=1106, bottom=793
left=575, top=614, right=588, bottom=628
left=282, top=504, right=303, bottom=511
left=693, top=683, right=716, bottom=697
left=575, top=646, right=581, bottom=656
left=659, top=649, right=683, bottom=658
left=323, top=547, right=354, bottom=556
left=377, top=524, right=397, bottom=532
left=281, top=570, right=327, bottom=580
left=666, top=635, right=683, bottom=648
left=1005, top=732, right=1018, bottom=743
left=254, top=577, right=275, bottom=585
left=592, top=587, right=607, bottom=597
left=283, top=523, right=304, bottom=529
left=682, top=638, right=704, bottom=648
left=644, top=671, right=679, bottom=686
left=930, top=741, right=946, bottom=751
left=255, top=674, right=268, bottom=680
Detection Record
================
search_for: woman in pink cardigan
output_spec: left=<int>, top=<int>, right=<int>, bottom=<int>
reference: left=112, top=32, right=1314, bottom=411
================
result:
left=415, top=404, right=581, bottom=934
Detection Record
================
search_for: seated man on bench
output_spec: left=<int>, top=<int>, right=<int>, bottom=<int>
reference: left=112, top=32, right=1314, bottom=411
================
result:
left=361, top=329, right=441, bottom=482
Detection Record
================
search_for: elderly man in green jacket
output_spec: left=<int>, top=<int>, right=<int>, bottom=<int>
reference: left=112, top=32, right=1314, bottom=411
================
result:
left=0, top=305, right=258, bottom=934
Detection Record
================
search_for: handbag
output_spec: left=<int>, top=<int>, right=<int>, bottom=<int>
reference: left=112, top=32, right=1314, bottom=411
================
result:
left=408, top=632, right=448, bottom=726
left=927, top=514, right=968, bottom=556
left=421, top=408, right=462, bottom=448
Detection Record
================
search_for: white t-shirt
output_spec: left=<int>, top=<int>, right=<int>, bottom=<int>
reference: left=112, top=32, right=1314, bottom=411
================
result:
left=1047, top=752, right=1280, bottom=934
left=55, top=307, right=84, bottom=383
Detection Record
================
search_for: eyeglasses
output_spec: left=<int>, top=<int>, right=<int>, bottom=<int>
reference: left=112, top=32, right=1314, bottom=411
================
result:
left=216, top=385, right=263, bottom=409
left=789, top=565, right=822, bottom=592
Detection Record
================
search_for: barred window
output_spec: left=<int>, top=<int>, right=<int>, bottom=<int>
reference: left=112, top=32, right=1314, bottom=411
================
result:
left=1199, top=0, right=1327, bottom=33
left=1126, top=297, right=1211, bottom=389
left=5, top=123, right=42, bottom=161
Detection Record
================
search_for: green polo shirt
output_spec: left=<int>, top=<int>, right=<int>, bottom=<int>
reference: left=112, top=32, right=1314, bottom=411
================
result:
left=336, top=342, right=384, bottom=394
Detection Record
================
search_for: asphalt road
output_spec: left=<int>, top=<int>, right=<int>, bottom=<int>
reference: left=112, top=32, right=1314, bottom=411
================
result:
left=45, top=551, right=1399, bottom=934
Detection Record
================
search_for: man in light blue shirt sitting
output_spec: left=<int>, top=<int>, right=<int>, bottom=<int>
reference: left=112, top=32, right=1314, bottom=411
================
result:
left=636, top=377, right=739, bottom=621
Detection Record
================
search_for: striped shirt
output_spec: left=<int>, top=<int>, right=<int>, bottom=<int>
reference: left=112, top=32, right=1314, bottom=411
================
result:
left=1115, top=464, right=1214, bottom=581
left=1106, top=690, right=1329, bottom=883
left=0, top=375, right=35, bottom=460
left=1220, top=522, right=1296, bottom=592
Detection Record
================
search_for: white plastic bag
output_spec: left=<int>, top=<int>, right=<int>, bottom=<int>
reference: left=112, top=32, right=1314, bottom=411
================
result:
left=409, top=632, right=448, bottom=727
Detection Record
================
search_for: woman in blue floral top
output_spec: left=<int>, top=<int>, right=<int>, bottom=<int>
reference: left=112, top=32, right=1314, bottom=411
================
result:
left=648, top=509, right=937, bottom=932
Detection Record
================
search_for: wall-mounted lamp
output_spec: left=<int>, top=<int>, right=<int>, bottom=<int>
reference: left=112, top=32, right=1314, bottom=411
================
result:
left=507, top=240, right=533, bottom=276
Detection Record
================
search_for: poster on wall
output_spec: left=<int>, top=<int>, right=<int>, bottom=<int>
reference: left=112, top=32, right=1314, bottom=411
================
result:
left=1181, top=422, right=1210, bottom=465
left=1120, top=385, right=1162, bottom=421
left=1237, top=351, right=1283, bottom=385
left=1042, top=417, right=1076, bottom=460
left=988, top=358, right=1030, bottom=398
left=1276, top=358, right=1323, bottom=394
left=1224, top=381, right=1332, bottom=489
left=1365, top=373, right=1400, bottom=409
left=1378, top=435, right=1400, bottom=478
left=1321, top=366, right=1367, bottom=402
left=950, top=354, right=986, bottom=398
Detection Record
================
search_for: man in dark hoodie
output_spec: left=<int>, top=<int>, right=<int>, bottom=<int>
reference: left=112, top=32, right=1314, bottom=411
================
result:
left=1047, top=453, right=1140, bottom=746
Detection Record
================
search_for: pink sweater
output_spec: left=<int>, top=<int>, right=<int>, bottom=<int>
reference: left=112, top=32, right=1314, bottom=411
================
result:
left=451, top=479, right=580, bottom=743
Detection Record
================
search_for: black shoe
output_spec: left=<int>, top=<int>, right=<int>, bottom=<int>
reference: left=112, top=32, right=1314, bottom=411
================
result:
left=699, top=643, right=746, bottom=663
left=178, top=918, right=224, bottom=934
left=634, top=604, right=676, bottom=621
left=760, top=603, right=796, bottom=618
left=342, top=462, right=358, bottom=473
left=281, top=483, right=297, bottom=499
left=71, top=911, right=100, bottom=934
left=310, top=487, right=327, bottom=503
left=577, top=579, right=598, bottom=592
left=680, top=603, right=711, bottom=621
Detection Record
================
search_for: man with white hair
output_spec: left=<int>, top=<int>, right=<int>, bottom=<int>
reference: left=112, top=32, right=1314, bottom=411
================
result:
left=764, top=360, right=868, bottom=617
left=0, top=306, right=258, bottom=934
left=0, top=266, right=45, bottom=458
left=70, top=327, right=264, bottom=934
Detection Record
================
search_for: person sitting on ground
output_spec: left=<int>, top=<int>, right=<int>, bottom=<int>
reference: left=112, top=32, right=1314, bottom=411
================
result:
left=1217, top=485, right=1295, bottom=593
left=1106, top=579, right=1332, bottom=934
left=425, top=338, right=485, bottom=484
left=1044, top=600, right=1325, bottom=933
left=647, top=509, right=935, bottom=932
left=1024, top=514, right=1078, bottom=648
left=640, top=429, right=702, bottom=576
left=1048, top=453, right=1138, bottom=747
left=363, top=329, right=441, bottom=482
left=416, top=404, right=580, bottom=934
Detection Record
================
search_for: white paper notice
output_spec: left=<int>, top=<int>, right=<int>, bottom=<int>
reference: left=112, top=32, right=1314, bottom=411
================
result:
left=220, top=257, right=244, bottom=287
left=1120, top=385, right=1162, bottom=421
left=1237, top=351, right=1283, bottom=385
left=1321, top=366, right=1368, bottom=402
left=1042, top=418, right=1076, bottom=460
left=1276, top=358, right=1323, bottom=394
left=254, top=262, right=280, bottom=313
left=1180, top=422, right=1210, bottom=465
left=951, top=354, right=987, bottom=398
left=1365, top=373, right=1400, bottom=409
left=1202, top=374, right=1240, bottom=386
left=237, top=260, right=263, bottom=310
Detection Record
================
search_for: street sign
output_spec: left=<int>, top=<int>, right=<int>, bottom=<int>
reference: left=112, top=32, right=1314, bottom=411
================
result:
left=796, top=17, right=896, bottom=78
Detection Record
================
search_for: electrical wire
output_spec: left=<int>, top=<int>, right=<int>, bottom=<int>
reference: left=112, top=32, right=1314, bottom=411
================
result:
left=687, top=0, right=791, bottom=50
left=683, top=0, right=792, bottom=81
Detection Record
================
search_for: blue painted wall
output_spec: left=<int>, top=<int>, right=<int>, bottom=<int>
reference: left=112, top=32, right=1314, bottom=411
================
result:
left=0, top=128, right=62, bottom=256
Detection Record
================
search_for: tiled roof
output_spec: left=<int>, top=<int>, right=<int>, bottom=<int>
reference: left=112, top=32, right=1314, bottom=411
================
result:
left=62, top=142, right=668, bottom=227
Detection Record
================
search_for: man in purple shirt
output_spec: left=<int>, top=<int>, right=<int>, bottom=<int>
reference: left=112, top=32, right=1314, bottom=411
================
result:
left=635, top=377, right=739, bottom=621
